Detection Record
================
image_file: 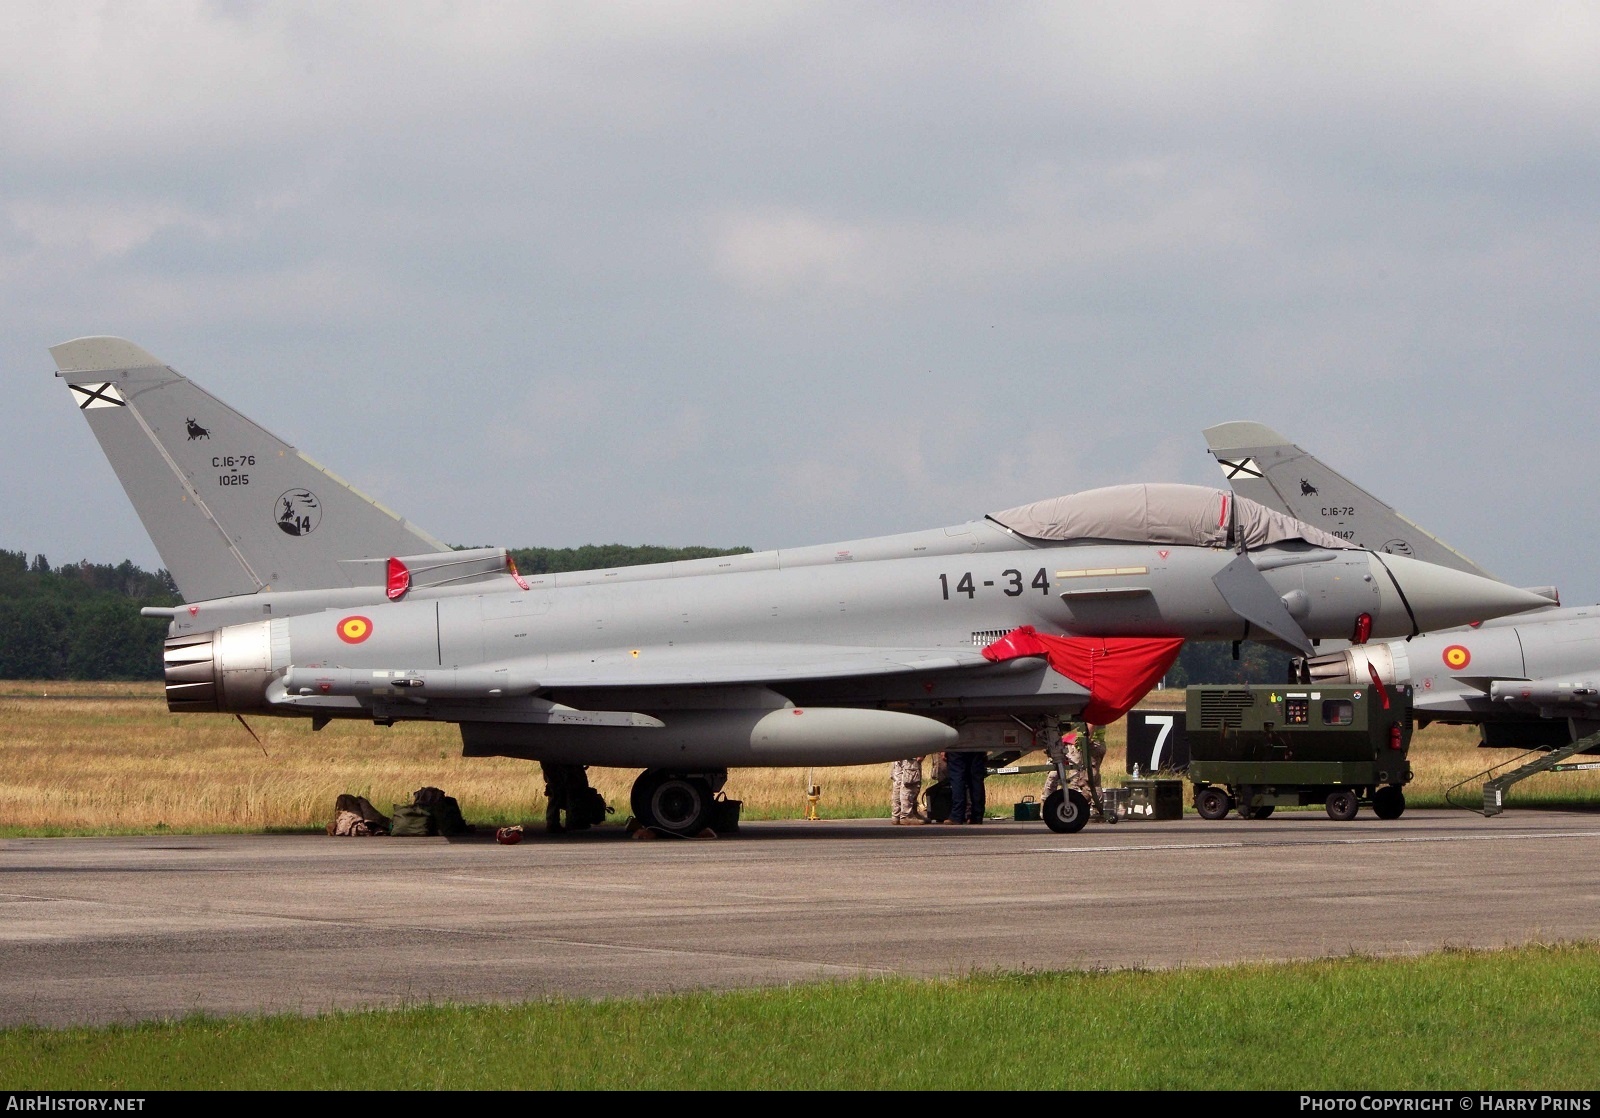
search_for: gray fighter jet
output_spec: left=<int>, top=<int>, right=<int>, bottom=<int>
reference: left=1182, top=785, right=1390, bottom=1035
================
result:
left=1205, top=421, right=1592, bottom=751
left=52, top=337, right=1553, bottom=833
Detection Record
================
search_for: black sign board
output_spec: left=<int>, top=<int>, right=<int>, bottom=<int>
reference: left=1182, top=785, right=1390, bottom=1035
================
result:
left=1125, top=709, right=1189, bottom=774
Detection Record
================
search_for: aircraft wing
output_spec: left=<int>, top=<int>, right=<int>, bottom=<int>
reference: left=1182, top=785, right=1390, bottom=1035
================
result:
left=531, top=642, right=997, bottom=689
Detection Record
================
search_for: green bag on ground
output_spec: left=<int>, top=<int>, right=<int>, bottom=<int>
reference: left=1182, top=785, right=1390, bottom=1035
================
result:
left=389, top=803, right=435, bottom=837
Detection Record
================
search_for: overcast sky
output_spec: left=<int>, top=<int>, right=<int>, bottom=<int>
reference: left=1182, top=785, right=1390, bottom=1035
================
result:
left=5, top=3, right=1599, bottom=601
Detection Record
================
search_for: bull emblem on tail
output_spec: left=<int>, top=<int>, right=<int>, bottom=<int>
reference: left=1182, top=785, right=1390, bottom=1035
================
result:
left=186, top=418, right=211, bottom=440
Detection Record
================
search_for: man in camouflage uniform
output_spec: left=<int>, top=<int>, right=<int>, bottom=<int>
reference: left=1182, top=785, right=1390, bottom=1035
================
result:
left=890, top=755, right=926, bottom=825
left=541, top=762, right=596, bottom=834
left=1043, top=725, right=1107, bottom=819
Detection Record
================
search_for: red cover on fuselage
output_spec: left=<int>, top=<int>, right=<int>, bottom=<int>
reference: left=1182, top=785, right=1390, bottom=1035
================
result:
left=981, top=625, right=1184, bottom=724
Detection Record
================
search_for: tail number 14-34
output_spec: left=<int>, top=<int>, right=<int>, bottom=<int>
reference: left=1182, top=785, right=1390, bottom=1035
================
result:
left=939, top=568, right=1050, bottom=600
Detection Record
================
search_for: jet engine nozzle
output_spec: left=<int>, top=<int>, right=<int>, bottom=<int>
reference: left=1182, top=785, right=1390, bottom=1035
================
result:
left=1375, top=554, right=1556, bottom=634
left=1303, top=642, right=1403, bottom=687
left=162, top=621, right=275, bottom=713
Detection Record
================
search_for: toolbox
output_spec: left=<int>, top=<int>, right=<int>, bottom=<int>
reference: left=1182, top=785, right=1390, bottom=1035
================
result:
left=1121, top=778, right=1184, bottom=820
left=1013, top=796, right=1041, bottom=821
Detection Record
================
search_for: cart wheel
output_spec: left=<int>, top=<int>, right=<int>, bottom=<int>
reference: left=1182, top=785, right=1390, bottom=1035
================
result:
left=1325, top=790, right=1359, bottom=821
left=1247, top=804, right=1275, bottom=820
left=1372, top=785, right=1405, bottom=820
left=1043, top=789, right=1089, bottom=834
left=1195, top=786, right=1232, bottom=820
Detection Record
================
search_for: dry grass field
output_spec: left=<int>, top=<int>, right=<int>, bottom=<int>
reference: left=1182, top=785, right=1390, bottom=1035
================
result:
left=2, top=683, right=1597, bottom=834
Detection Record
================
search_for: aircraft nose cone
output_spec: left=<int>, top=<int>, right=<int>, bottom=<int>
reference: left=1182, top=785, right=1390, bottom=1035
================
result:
left=1377, top=553, right=1553, bottom=633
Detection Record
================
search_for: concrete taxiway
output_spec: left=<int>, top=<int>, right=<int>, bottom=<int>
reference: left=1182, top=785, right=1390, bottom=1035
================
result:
left=4, top=809, right=1599, bottom=1027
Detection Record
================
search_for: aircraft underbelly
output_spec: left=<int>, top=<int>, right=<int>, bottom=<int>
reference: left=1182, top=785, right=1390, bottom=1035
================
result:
left=459, top=706, right=958, bottom=768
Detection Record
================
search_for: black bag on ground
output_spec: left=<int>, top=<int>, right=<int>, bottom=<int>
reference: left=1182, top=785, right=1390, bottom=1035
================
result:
left=429, top=795, right=472, bottom=836
left=709, top=796, right=742, bottom=835
left=572, top=787, right=609, bottom=828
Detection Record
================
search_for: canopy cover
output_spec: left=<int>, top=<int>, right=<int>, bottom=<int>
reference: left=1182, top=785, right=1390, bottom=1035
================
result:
left=988, top=483, right=1352, bottom=551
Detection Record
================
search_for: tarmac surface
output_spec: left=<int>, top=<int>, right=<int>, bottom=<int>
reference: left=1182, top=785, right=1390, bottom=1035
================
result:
left=4, top=808, right=1600, bottom=1027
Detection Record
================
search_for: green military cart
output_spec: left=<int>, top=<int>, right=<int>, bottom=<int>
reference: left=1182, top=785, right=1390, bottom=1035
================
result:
left=1185, top=683, right=1413, bottom=821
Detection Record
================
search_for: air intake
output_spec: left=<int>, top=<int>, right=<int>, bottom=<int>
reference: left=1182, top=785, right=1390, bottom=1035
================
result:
left=1197, top=688, right=1254, bottom=729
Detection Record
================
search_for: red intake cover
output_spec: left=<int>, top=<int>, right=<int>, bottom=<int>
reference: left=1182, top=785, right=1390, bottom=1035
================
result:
left=981, top=625, right=1184, bottom=724
left=386, top=557, right=411, bottom=601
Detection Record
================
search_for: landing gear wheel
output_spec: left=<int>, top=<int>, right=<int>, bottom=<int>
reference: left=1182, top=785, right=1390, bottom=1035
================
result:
left=1372, top=785, right=1406, bottom=820
left=1195, top=786, right=1232, bottom=821
left=1325, top=789, right=1360, bottom=821
left=630, top=770, right=660, bottom=823
left=630, top=771, right=714, bottom=835
left=1042, top=788, right=1090, bottom=834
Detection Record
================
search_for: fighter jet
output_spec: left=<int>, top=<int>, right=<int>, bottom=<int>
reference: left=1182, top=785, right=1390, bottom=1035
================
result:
left=1204, top=421, right=1593, bottom=751
left=51, top=337, right=1553, bottom=834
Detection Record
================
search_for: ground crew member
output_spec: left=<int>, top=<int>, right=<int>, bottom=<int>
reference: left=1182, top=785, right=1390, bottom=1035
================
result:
left=946, top=749, right=988, bottom=824
left=540, top=762, right=596, bottom=834
left=1043, top=725, right=1106, bottom=819
left=890, top=756, right=926, bottom=825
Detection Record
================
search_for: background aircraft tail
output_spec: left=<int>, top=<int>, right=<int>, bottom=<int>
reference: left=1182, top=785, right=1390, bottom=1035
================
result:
left=53, top=336, right=450, bottom=603
left=1202, top=420, right=1495, bottom=579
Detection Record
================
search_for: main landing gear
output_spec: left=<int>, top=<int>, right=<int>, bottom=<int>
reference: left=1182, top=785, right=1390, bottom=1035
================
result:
left=629, top=768, right=728, bottom=835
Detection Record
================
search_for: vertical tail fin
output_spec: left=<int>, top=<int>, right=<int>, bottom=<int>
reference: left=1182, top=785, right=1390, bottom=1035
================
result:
left=53, top=336, right=449, bottom=602
left=1202, top=420, right=1495, bottom=580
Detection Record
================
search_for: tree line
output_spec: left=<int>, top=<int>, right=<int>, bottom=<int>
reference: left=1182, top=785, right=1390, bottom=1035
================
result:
left=0, top=545, right=1289, bottom=684
left=0, top=551, right=180, bottom=679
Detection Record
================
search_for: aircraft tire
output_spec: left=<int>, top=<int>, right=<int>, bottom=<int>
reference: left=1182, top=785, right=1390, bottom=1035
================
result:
left=1372, top=785, right=1406, bottom=820
left=630, top=770, right=713, bottom=835
left=629, top=770, right=659, bottom=823
left=1325, top=790, right=1360, bottom=821
left=1194, top=786, right=1232, bottom=820
left=1042, top=789, right=1089, bottom=834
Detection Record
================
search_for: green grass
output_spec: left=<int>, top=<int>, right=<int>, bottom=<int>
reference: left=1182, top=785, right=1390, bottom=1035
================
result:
left=7, top=944, right=1600, bottom=1089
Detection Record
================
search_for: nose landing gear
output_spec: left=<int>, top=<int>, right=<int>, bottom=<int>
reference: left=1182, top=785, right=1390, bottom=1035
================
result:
left=1042, top=788, right=1090, bottom=834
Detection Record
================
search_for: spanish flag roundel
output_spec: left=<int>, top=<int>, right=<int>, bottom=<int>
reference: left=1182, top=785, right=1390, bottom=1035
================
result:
left=1442, top=644, right=1471, bottom=670
left=337, top=615, right=373, bottom=644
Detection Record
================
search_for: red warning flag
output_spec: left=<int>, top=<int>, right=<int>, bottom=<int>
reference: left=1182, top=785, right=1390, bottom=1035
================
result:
left=981, top=625, right=1184, bottom=724
left=506, top=553, right=530, bottom=591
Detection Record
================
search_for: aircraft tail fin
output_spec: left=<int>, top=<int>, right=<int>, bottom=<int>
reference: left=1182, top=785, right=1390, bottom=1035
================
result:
left=1203, top=420, right=1495, bottom=580
left=53, top=336, right=450, bottom=602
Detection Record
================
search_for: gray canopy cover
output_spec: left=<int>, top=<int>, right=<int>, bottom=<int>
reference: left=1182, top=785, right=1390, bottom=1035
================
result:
left=988, top=483, right=1352, bottom=550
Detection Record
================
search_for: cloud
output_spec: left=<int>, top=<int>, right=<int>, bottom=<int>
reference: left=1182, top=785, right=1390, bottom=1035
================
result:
left=711, top=210, right=870, bottom=297
left=5, top=2, right=1600, bottom=603
left=707, top=160, right=1270, bottom=304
